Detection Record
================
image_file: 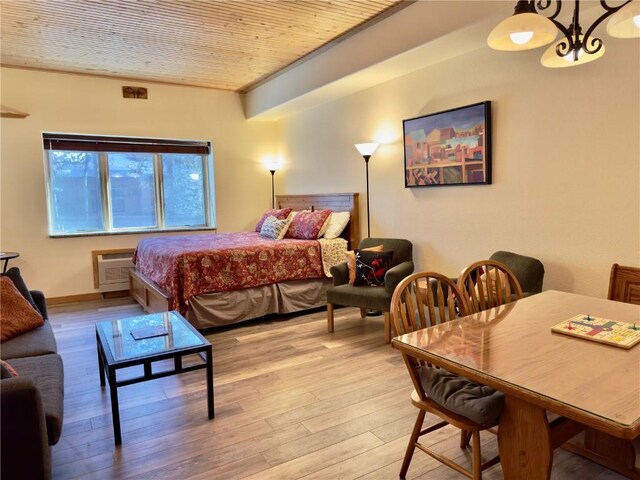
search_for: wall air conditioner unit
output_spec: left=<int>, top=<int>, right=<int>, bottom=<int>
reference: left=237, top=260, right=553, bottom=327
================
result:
left=97, top=252, right=134, bottom=292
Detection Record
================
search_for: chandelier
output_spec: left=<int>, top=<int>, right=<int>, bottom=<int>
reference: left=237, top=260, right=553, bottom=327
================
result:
left=488, top=0, right=640, bottom=67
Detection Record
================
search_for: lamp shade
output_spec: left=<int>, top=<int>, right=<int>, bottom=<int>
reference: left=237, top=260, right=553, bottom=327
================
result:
left=264, top=156, right=283, bottom=171
left=488, top=12, right=557, bottom=51
left=354, top=143, right=379, bottom=157
left=607, top=0, right=640, bottom=38
left=541, top=35, right=605, bottom=68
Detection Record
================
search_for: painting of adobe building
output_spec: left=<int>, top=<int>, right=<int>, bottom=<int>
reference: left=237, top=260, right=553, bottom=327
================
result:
left=403, top=101, right=491, bottom=187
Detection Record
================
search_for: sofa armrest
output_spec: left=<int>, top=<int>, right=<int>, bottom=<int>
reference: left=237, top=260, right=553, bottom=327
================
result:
left=330, top=262, right=349, bottom=286
left=30, top=290, right=48, bottom=321
left=385, top=261, right=415, bottom=295
left=1, top=378, right=51, bottom=480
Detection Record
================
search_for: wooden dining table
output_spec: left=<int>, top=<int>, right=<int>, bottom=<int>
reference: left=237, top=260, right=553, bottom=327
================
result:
left=391, top=290, right=640, bottom=479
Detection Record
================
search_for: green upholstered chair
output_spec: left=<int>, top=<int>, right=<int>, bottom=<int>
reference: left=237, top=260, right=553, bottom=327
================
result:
left=457, top=259, right=524, bottom=313
left=489, top=251, right=545, bottom=296
left=326, top=237, right=414, bottom=343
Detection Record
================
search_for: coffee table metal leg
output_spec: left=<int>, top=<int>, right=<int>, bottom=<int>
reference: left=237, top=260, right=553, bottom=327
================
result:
left=108, top=367, right=122, bottom=445
left=206, top=345, right=215, bottom=419
left=96, top=333, right=105, bottom=387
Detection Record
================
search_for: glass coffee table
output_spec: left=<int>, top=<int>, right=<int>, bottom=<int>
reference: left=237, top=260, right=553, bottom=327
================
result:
left=95, top=311, right=214, bottom=445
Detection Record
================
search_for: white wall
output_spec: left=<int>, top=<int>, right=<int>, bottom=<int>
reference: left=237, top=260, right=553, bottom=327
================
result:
left=0, top=68, right=278, bottom=297
left=277, top=39, right=640, bottom=297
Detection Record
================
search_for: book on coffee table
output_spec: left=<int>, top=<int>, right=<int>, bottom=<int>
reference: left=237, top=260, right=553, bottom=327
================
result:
left=130, top=325, right=168, bottom=340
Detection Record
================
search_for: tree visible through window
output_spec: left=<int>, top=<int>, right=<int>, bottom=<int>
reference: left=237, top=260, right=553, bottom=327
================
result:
left=43, top=134, right=215, bottom=236
left=162, top=154, right=206, bottom=227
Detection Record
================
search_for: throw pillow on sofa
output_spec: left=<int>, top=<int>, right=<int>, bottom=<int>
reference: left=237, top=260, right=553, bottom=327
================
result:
left=0, top=277, right=44, bottom=342
left=1, top=267, right=38, bottom=311
left=0, top=359, right=18, bottom=378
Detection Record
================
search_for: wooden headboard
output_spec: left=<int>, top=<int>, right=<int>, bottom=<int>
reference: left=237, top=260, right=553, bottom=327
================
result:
left=276, top=193, right=360, bottom=249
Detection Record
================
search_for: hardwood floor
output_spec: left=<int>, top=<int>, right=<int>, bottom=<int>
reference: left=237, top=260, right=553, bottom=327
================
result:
left=49, top=298, right=625, bottom=479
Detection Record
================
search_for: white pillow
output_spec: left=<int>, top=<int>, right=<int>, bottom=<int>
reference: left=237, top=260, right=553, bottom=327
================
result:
left=259, top=215, right=291, bottom=240
left=323, top=211, right=350, bottom=239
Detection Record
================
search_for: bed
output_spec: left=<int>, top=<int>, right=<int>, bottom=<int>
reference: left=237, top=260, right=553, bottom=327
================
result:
left=129, top=193, right=360, bottom=329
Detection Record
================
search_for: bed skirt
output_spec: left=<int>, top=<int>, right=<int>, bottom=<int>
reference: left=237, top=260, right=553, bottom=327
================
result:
left=186, top=278, right=332, bottom=329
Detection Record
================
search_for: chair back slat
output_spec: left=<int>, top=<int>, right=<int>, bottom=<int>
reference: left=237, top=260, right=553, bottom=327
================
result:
left=391, top=272, right=470, bottom=337
left=457, top=260, right=524, bottom=314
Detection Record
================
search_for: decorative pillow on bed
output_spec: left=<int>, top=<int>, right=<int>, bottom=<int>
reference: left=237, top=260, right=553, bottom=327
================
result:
left=259, top=215, right=291, bottom=240
left=255, top=208, right=293, bottom=232
left=353, top=249, right=394, bottom=287
left=286, top=209, right=332, bottom=239
left=323, top=211, right=350, bottom=239
left=346, top=244, right=383, bottom=284
left=0, top=276, right=44, bottom=342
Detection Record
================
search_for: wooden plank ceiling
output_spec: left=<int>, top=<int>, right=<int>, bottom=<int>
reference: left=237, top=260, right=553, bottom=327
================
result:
left=0, top=0, right=406, bottom=92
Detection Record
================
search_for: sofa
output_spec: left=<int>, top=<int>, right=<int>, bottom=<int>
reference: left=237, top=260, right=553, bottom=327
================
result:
left=1, top=268, right=64, bottom=480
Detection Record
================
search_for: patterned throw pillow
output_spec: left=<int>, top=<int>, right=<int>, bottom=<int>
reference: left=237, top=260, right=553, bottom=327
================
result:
left=255, top=208, right=293, bottom=232
left=346, top=244, right=383, bottom=284
left=259, top=215, right=291, bottom=240
left=286, top=209, right=332, bottom=239
left=354, top=249, right=394, bottom=287
left=0, top=276, right=45, bottom=342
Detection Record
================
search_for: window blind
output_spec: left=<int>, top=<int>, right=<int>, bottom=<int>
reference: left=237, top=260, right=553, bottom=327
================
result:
left=42, top=133, right=210, bottom=155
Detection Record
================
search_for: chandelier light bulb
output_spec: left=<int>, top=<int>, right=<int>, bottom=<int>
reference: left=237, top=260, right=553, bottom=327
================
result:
left=541, top=34, right=604, bottom=68
left=509, top=31, right=535, bottom=45
left=488, top=12, right=557, bottom=51
left=563, top=48, right=585, bottom=62
left=634, top=14, right=640, bottom=28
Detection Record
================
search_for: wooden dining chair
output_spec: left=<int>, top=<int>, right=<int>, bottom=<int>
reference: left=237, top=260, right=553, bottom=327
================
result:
left=390, top=272, right=503, bottom=480
left=457, top=260, right=524, bottom=313
left=608, top=263, right=640, bottom=305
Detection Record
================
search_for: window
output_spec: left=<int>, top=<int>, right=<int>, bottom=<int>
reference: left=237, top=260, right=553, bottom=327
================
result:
left=43, top=134, right=215, bottom=236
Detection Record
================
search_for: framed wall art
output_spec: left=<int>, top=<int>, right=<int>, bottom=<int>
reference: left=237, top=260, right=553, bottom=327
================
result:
left=403, top=101, right=491, bottom=188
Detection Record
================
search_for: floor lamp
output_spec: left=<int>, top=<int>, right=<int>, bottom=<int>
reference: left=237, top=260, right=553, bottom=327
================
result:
left=269, top=169, right=276, bottom=209
left=354, top=143, right=379, bottom=238
left=265, top=158, right=282, bottom=209
left=355, top=142, right=381, bottom=316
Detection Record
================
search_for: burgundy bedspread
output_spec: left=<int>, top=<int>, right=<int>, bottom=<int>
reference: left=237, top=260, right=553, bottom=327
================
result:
left=133, top=232, right=324, bottom=314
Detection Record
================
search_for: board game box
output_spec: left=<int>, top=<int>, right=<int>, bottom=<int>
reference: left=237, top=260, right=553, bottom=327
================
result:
left=551, top=314, right=640, bottom=349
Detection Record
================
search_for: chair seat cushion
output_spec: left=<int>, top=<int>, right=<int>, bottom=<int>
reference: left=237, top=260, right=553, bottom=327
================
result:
left=419, top=366, right=504, bottom=427
left=326, top=283, right=391, bottom=312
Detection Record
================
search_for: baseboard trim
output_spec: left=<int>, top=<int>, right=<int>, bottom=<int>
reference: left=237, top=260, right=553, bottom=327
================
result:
left=48, top=290, right=130, bottom=305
